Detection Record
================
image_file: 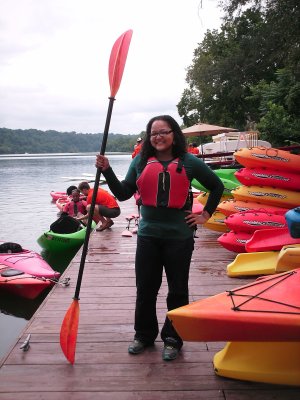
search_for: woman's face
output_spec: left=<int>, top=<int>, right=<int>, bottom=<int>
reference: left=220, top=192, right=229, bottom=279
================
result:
left=149, top=120, right=174, bottom=153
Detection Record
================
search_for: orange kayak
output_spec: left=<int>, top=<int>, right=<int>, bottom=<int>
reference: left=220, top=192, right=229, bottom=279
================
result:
left=234, top=147, right=300, bottom=173
left=167, top=269, right=300, bottom=341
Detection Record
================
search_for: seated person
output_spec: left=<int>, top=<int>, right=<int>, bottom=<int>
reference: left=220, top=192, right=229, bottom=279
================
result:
left=78, top=181, right=121, bottom=231
left=63, top=189, right=87, bottom=218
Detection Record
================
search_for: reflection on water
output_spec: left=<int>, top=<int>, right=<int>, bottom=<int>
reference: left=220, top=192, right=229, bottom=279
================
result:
left=0, top=152, right=131, bottom=361
left=41, top=247, right=80, bottom=274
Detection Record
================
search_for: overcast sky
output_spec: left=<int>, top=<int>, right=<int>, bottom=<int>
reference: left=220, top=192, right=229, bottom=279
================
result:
left=0, top=0, right=223, bottom=135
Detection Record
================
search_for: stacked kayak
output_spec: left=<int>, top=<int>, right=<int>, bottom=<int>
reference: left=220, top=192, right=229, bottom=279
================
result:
left=218, top=210, right=287, bottom=253
left=234, top=147, right=300, bottom=172
left=217, top=199, right=288, bottom=217
left=227, top=244, right=300, bottom=276
left=192, top=168, right=240, bottom=198
left=37, top=221, right=96, bottom=252
left=218, top=147, right=300, bottom=271
left=0, top=244, right=60, bottom=299
left=203, top=211, right=229, bottom=233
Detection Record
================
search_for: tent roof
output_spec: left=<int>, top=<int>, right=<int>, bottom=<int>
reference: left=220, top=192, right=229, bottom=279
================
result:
left=182, top=123, right=238, bottom=137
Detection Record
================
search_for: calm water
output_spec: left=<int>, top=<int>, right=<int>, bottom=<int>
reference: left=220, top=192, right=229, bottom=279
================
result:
left=0, top=152, right=131, bottom=361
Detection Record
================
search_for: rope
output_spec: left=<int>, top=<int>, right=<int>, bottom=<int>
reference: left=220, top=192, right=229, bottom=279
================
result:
left=227, top=271, right=299, bottom=314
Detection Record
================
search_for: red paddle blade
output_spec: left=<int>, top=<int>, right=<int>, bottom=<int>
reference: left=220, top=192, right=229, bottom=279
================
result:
left=60, top=299, right=79, bottom=364
left=109, top=29, right=133, bottom=97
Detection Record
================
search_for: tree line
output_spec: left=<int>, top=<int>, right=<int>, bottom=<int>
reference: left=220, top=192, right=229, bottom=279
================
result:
left=0, top=128, right=142, bottom=154
left=178, top=0, right=300, bottom=147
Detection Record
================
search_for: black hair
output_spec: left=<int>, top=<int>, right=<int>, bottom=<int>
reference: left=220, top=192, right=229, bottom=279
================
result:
left=139, top=115, right=187, bottom=170
left=66, top=185, right=77, bottom=196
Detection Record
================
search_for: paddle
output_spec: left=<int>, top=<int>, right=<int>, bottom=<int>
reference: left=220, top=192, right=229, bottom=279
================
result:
left=60, top=29, right=133, bottom=364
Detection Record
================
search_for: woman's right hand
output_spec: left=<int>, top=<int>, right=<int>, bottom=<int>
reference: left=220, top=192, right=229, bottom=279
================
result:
left=96, top=154, right=110, bottom=171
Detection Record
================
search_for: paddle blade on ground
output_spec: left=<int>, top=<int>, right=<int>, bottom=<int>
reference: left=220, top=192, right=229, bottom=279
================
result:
left=109, top=30, right=133, bottom=97
left=60, top=299, right=79, bottom=364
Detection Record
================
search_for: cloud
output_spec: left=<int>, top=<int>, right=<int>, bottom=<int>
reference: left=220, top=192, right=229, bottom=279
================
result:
left=0, top=0, right=222, bottom=135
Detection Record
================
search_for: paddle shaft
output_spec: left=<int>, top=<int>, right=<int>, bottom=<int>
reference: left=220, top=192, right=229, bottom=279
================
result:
left=74, top=96, right=115, bottom=300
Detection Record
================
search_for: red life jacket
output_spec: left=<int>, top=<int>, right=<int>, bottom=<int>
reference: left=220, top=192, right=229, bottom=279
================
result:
left=136, top=157, right=191, bottom=209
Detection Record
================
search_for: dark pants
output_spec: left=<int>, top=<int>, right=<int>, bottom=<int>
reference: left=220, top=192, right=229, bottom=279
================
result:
left=134, top=235, right=194, bottom=349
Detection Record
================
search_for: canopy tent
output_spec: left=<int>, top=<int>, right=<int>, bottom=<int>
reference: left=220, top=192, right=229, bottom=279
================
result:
left=182, top=123, right=237, bottom=138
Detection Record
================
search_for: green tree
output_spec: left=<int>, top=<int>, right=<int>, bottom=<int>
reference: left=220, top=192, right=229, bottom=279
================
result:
left=179, top=0, right=300, bottom=145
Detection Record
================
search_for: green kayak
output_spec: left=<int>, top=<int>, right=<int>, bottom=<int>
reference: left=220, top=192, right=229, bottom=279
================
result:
left=37, top=221, right=96, bottom=252
left=192, top=177, right=239, bottom=196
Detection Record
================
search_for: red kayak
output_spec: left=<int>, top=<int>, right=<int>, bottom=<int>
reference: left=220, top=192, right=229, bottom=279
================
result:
left=0, top=263, right=52, bottom=299
left=224, top=211, right=286, bottom=233
left=167, top=269, right=300, bottom=341
left=235, top=167, right=300, bottom=192
left=218, top=230, right=253, bottom=253
left=50, top=191, right=68, bottom=201
left=246, top=227, right=300, bottom=252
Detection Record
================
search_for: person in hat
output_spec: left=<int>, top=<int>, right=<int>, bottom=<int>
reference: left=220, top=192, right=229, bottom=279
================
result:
left=132, top=137, right=143, bottom=159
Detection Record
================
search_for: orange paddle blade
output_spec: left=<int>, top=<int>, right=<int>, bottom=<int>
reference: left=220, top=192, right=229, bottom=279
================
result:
left=60, top=299, right=79, bottom=364
left=109, top=29, right=133, bottom=97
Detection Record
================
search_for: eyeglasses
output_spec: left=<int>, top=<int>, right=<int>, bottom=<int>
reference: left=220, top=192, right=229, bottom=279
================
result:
left=150, top=129, right=173, bottom=138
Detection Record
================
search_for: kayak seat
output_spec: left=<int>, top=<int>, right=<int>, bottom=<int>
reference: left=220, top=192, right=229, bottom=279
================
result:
left=1, top=268, right=25, bottom=277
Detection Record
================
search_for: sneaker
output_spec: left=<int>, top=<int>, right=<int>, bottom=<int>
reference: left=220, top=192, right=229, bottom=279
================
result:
left=162, top=345, right=179, bottom=361
left=128, top=339, right=146, bottom=355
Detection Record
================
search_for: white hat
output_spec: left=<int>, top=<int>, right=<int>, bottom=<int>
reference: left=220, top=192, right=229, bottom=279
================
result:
left=137, top=137, right=142, bottom=142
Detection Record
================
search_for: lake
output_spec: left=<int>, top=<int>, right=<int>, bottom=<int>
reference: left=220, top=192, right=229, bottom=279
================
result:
left=0, top=152, right=132, bottom=361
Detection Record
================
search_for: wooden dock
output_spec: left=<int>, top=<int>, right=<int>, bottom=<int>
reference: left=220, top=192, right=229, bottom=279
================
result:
left=0, top=198, right=299, bottom=399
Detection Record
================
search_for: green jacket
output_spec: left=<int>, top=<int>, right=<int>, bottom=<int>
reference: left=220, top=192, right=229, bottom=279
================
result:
left=102, top=153, right=224, bottom=239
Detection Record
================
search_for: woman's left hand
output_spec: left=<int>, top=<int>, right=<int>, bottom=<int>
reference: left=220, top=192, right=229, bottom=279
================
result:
left=185, top=210, right=210, bottom=227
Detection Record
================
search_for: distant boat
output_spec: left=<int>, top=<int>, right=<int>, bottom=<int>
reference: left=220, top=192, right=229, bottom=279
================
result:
left=200, top=131, right=271, bottom=157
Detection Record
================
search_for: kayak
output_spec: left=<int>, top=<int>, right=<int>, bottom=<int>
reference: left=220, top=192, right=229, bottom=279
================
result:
left=37, top=221, right=96, bottom=252
left=246, top=227, right=300, bottom=252
left=213, top=168, right=240, bottom=184
left=227, top=244, right=300, bottom=277
left=192, top=197, right=203, bottom=214
left=224, top=211, right=286, bottom=233
left=192, top=177, right=238, bottom=197
left=0, top=263, right=52, bottom=299
left=234, top=147, right=300, bottom=173
left=197, top=192, right=228, bottom=207
left=235, top=167, right=300, bottom=191
left=203, top=211, right=229, bottom=233
left=167, top=269, right=300, bottom=342
left=218, top=230, right=253, bottom=253
left=50, top=191, right=67, bottom=201
left=0, top=247, right=60, bottom=280
left=285, top=207, right=300, bottom=238
left=217, top=199, right=289, bottom=217
left=214, top=341, right=300, bottom=386
left=277, top=244, right=300, bottom=272
left=232, top=185, right=300, bottom=208
left=227, top=251, right=279, bottom=276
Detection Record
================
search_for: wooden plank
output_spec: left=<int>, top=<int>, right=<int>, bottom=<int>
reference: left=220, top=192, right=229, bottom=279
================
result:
left=0, top=196, right=299, bottom=399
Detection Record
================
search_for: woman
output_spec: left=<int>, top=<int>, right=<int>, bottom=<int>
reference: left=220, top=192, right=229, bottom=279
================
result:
left=96, top=115, right=224, bottom=361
